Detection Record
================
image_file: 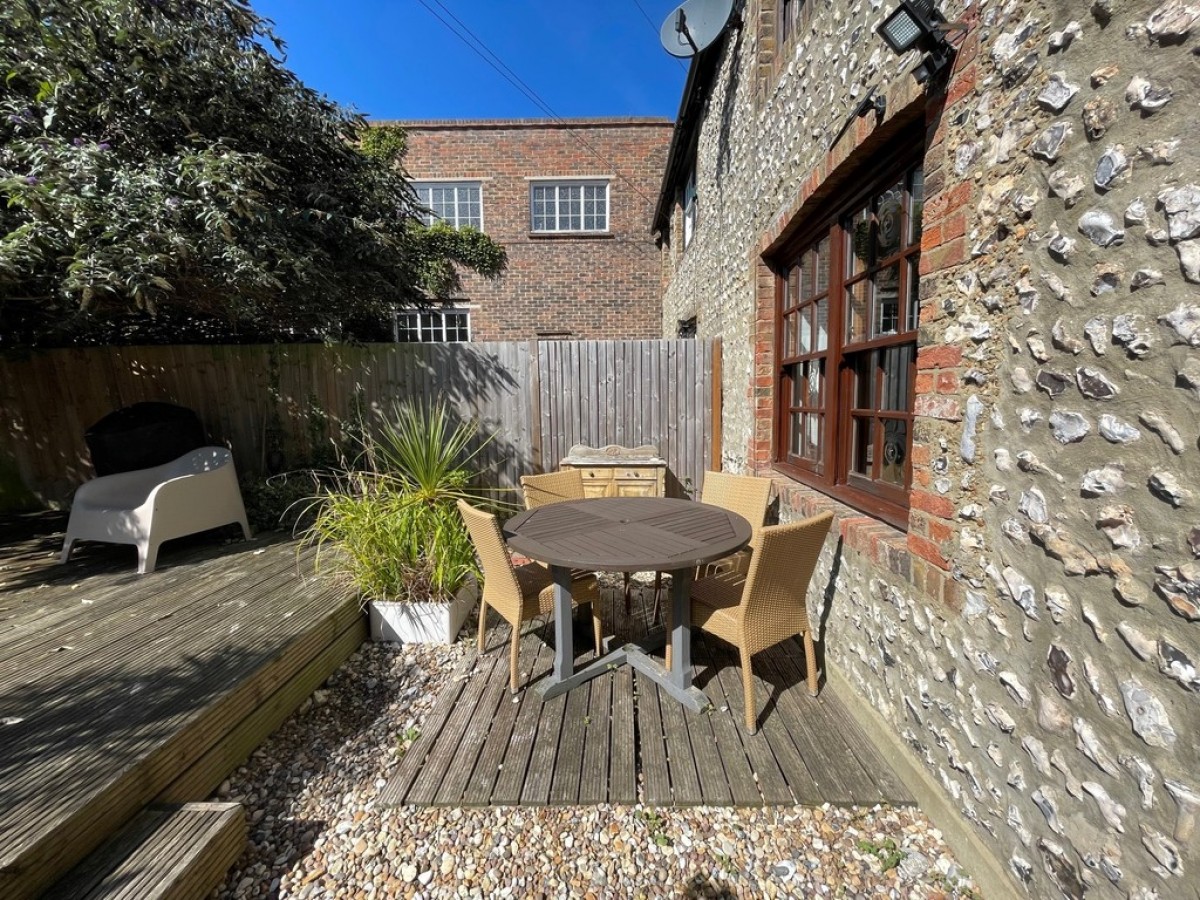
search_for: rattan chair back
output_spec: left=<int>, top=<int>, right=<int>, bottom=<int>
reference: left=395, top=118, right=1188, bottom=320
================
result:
left=700, top=470, right=772, bottom=529
left=739, top=512, right=834, bottom=654
left=520, top=469, right=585, bottom=509
left=457, top=500, right=522, bottom=623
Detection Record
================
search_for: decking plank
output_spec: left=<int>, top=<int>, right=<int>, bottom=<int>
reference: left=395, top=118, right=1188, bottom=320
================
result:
left=692, top=638, right=761, bottom=806
left=380, top=648, right=479, bottom=806
left=489, top=629, right=555, bottom=805
left=755, top=647, right=878, bottom=804
left=435, top=645, right=512, bottom=806
left=576, top=664, right=612, bottom=805
left=607, top=663, right=637, bottom=804
left=461, top=623, right=540, bottom=806
left=656, top=680, right=704, bottom=806
left=634, top=671, right=672, bottom=806
left=548, top=675, right=590, bottom=805
left=405, top=653, right=497, bottom=806
left=519, top=644, right=568, bottom=806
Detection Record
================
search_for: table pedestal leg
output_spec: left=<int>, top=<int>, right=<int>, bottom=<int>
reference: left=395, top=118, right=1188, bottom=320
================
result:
left=669, top=567, right=693, bottom=691
left=551, top=564, right=574, bottom=683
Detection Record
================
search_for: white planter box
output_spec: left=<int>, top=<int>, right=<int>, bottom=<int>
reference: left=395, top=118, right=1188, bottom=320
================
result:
left=368, top=577, right=478, bottom=644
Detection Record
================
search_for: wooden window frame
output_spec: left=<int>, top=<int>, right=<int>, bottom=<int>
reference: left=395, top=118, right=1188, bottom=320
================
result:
left=772, top=142, right=924, bottom=530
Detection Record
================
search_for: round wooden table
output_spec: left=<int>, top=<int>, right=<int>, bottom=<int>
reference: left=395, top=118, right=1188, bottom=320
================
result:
left=505, top=497, right=752, bottom=710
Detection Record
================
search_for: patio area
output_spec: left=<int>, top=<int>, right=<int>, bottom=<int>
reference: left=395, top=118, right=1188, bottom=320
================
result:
left=383, top=588, right=914, bottom=809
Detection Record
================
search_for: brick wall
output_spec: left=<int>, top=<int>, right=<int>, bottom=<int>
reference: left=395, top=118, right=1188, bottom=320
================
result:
left=394, top=118, right=672, bottom=341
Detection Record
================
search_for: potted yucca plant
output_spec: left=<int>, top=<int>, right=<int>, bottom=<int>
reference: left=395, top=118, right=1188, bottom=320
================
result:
left=304, top=402, right=495, bottom=643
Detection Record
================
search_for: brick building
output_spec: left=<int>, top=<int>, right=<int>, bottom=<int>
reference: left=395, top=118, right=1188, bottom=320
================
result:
left=656, top=0, right=1200, bottom=896
left=389, top=118, right=672, bottom=342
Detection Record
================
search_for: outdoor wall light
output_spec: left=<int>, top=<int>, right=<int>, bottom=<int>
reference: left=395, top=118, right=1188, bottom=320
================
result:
left=877, top=0, right=965, bottom=84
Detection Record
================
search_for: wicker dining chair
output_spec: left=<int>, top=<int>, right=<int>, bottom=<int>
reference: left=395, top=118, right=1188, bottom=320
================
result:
left=669, top=511, right=833, bottom=733
left=458, top=500, right=604, bottom=693
left=648, top=470, right=774, bottom=624
left=519, top=469, right=587, bottom=508
left=519, top=470, right=639, bottom=618
left=698, top=470, right=774, bottom=575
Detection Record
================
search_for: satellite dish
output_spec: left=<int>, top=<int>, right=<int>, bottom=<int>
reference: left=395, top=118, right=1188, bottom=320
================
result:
left=659, top=0, right=736, bottom=58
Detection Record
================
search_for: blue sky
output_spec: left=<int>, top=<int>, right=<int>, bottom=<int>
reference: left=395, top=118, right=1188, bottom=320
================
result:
left=253, top=0, right=691, bottom=121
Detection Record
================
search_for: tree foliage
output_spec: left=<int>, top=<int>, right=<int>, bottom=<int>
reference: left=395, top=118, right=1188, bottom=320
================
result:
left=0, top=0, right=505, bottom=344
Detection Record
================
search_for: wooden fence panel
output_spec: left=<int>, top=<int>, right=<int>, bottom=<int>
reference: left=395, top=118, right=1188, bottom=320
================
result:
left=0, top=339, right=717, bottom=511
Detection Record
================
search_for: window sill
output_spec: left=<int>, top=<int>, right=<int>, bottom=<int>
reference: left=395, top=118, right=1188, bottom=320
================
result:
left=766, top=468, right=910, bottom=579
left=527, top=231, right=615, bottom=240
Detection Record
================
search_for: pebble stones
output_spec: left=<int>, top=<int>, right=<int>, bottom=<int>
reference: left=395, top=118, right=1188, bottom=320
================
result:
left=1049, top=410, right=1091, bottom=443
left=1125, top=75, right=1173, bottom=113
left=1081, top=98, right=1116, bottom=141
left=1038, top=73, right=1080, bottom=112
left=1032, top=122, right=1072, bottom=162
left=1076, top=367, right=1118, bottom=399
left=1146, top=0, right=1200, bottom=41
left=1093, top=146, right=1129, bottom=191
left=1048, top=170, right=1085, bottom=207
left=1158, top=184, right=1200, bottom=241
left=1159, top=303, right=1200, bottom=344
left=1099, top=413, right=1141, bottom=443
left=1078, top=209, right=1125, bottom=247
left=1120, top=679, right=1178, bottom=747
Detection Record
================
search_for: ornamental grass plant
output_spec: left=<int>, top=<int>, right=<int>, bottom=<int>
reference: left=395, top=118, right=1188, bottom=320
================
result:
left=304, top=402, right=498, bottom=604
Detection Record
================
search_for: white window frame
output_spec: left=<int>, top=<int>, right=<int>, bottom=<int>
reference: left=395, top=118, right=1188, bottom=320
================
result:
left=411, top=180, right=484, bottom=230
left=528, top=178, right=610, bottom=233
left=393, top=307, right=472, bottom=343
left=683, top=168, right=698, bottom=249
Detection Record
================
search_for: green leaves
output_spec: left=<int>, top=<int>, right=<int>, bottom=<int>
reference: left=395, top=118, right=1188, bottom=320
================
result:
left=0, top=0, right=506, bottom=345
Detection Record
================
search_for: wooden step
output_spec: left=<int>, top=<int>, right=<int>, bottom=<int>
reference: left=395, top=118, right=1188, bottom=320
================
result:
left=44, top=802, right=245, bottom=900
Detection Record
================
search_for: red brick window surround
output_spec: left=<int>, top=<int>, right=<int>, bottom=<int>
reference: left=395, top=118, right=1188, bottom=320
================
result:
left=771, top=143, right=924, bottom=530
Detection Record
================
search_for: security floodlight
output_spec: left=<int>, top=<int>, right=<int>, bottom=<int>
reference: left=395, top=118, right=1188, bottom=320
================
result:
left=876, top=0, right=965, bottom=84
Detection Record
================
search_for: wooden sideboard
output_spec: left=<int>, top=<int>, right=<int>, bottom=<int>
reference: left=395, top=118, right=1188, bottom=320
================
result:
left=559, top=443, right=666, bottom=499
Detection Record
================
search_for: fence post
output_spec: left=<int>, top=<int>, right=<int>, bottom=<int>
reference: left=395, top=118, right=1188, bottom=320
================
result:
left=710, top=339, right=723, bottom=473
left=527, top=340, right=544, bottom=474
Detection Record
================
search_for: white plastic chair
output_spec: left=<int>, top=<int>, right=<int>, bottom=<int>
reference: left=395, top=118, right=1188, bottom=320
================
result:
left=60, top=447, right=252, bottom=574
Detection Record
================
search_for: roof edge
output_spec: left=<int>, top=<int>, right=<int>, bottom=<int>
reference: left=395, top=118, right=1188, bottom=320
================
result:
left=374, top=117, right=674, bottom=129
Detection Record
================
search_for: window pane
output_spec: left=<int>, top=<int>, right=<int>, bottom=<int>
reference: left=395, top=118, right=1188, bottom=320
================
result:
left=881, top=418, right=908, bottom=486
left=789, top=412, right=803, bottom=456
left=876, top=181, right=904, bottom=259
left=881, top=344, right=914, bottom=411
left=787, top=264, right=801, bottom=310
left=806, top=358, right=823, bottom=406
left=908, top=167, right=925, bottom=245
left=851, top=416, right=873, bottom=477
left=873, top=263, right=901, bottom=337
left=814, top=299, right=829, bottom=351
left=783, top=311, right=798, bottom=358
left=805, top=413, right=822, bottom=462
left=846, top=206, right=871, bottom=277
left=814, top=236, right=830, bottom=295
left=852, top=351, right=876, bottom=410
left=798, top=307, right=812, bottom=354
left=906, top=257, right=921, bottom=331
left=846, top=279, right=869, bottom=344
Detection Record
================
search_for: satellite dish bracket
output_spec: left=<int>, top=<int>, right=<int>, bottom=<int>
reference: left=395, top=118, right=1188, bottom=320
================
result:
left=675, top=10, right=700, bottom=54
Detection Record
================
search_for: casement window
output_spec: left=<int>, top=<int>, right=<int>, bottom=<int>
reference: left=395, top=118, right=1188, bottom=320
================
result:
left=774, top=152, right=923, bottom=527
left=683, top=168, right=698, bottom=249
left=413, top=181, right=483, bottom=230
left=394, top=307, right=471, bottom=343
left=530, top=180, right=609, bottom=233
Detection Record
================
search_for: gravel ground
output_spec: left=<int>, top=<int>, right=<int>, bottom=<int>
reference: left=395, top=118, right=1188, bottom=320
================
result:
left=213, top=639, right=981, bottom=899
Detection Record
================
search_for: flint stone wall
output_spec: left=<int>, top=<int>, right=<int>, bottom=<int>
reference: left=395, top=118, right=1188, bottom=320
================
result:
left=661, top=0, right=1200, bottom=896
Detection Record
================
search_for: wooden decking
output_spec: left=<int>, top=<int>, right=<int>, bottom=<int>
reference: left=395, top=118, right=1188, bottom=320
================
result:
left=0, top=516, right=364, bottom=900
left=382, top=591, right=913, bottom=808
